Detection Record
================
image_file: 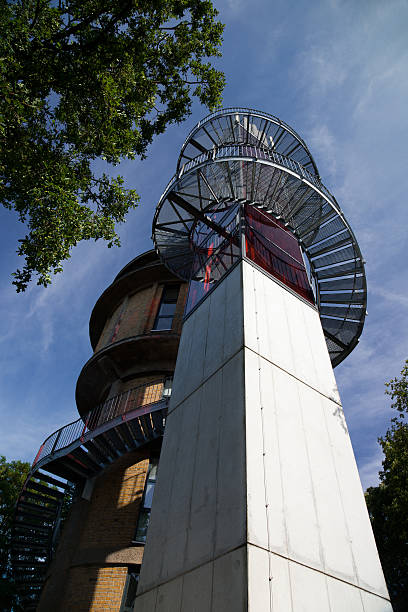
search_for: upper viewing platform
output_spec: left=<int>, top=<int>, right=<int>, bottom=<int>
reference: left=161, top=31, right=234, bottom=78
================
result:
left=177, top=107, right=319, bottom=177
left=152, top=107, right=367, bottom=367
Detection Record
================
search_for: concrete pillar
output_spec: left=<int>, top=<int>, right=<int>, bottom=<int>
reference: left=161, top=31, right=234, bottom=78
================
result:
left=134, top=260, right=391, bottom=611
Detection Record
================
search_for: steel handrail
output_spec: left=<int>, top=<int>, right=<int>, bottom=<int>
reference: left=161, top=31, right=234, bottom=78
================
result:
left=156, top=146, right=336, bottom=223
left=32, top=379, right=168, bottom=467
left=179, top=107, right=317, bottom=171
left=175, top=145, right=339, bottom=211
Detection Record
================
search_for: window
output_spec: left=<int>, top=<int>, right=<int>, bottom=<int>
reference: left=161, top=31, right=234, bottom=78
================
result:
left=152, top=285, right=180, bottom=330
left=162, top=377, right=173, bottom=398
left=133, top=459, right=158, bottom=544
left=120, top=566, right=140, bottom=612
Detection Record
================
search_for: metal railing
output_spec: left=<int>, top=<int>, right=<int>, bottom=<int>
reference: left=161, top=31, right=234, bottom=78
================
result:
left=179, top=107, right=317, bottom=170
left=175, top=145, right=339, bottom=212
left=32, top=379, right=169, bottom=467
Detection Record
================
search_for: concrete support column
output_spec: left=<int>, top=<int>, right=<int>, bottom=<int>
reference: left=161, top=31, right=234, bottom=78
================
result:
left=134, top=261, right=391, bottom=611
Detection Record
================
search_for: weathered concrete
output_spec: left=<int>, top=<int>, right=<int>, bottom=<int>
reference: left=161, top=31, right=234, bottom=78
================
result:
left=134, top=260, right=391, bottom=611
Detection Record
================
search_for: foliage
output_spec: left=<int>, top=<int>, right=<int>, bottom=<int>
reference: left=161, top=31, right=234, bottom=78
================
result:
left=365, top=360, right=408, bottom=612
left=0, top=0, right=225, bottom=291
left=0, top=455, right=30, bottom=611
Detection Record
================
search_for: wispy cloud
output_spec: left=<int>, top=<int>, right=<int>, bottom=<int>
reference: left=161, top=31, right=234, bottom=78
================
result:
left=359, top=447, right=383, bottom=491
left=306, top=123, right=338, bottom=178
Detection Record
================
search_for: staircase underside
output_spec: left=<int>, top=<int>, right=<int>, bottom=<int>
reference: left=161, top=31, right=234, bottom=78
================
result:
left=11, top=400, right=167, bottom=610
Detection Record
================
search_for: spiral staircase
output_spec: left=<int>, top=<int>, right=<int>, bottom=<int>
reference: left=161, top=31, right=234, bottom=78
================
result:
left=11, top=380, right=168, bottom=610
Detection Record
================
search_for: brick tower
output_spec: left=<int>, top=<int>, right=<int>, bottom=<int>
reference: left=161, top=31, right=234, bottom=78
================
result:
left=12, top=251, right=188, bottom=611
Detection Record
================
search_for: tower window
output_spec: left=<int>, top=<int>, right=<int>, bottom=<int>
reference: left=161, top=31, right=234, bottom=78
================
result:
left=133, top=458, right=158, bottom=544
left=120, top=566, right=140, bottom=612
left=152, top=285, right=180, bottom=330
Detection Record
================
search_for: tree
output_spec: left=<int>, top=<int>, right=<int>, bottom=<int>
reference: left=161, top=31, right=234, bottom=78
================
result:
left=0, top=456, right=30, bottom=611
left=0, top=0, right=225, bottom=291
left=365, top=360, right=408, bottom=612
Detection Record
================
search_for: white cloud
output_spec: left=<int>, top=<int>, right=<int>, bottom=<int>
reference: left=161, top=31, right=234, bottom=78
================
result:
left=306, top=123, right=338, bottom=178
left=359, top=447, right=383, bottom=491
left=370, top=284, right=408, bottom=308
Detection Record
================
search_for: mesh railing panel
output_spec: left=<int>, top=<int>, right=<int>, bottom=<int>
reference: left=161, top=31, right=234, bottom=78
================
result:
left=33, top=380, right=167, bottom=466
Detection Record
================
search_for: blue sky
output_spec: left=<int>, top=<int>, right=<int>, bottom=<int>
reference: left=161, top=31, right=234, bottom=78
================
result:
left=1, top=0, right=407, bottom=490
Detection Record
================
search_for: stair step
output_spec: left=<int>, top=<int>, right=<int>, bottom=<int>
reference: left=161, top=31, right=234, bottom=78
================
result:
left=83, top=439, right=109, bottom=465
left=12, top=559, right=48, bottom=568
left=12, top=559, right=47, bottom=568
left=20, top=490, right=59, bottom=507
left=46, top=458, right=85, bottom=484
left=99, top=431, right=122, bottom=456
left=14, top=576, right=45, bottom=585
left=17, top=583, right=43, bottom=592
left=11, top=550, right=48, bottom=559
left=105, top=427, right=127, bottom=453
left=11, top=543, right=49, bottom=554
left=17, top=500, right=56, bottom=518
left=14, top=521, right=52, bottom=535
left=15, top=511, right=54, bottom=526
left=26, top=481, right=64, bottom=500
left=13, top=567, right=46, bottom=577
left=127, top=417, right=146, bottom=445
left=59, top=455, right=92, bottom=479
left=35, top=471, right=69, bottom=490
left=71, top=446, right=102, bottom=473
left=151, top=410, right=165, bottom=434
left=13, top=543, right=50, bottom=556
left=139, top=414, right=154, bottom=438
left=12, top=529, right=50, bottom=541
left=92, top=434, right=119, bottom=460
left=117, top=421, right=137, bottom=449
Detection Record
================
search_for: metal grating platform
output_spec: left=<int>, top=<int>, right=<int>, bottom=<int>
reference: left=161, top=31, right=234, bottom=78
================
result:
left=152, top=109, right=367, bottom=367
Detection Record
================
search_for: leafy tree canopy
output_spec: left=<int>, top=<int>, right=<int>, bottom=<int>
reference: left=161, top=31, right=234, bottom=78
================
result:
left=365, top=360, right=408, bottom=612
left=0, top=456, right=30, bottom=611
left=0, top=0, right=225, bottom=291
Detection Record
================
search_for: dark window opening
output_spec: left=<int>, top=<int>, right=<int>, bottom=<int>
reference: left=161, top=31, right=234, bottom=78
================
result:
left=152, top=285, right=180, bottom=330
left=120, top=565, right=140, bottom=612
left=133, top=458, right=158, bottom=544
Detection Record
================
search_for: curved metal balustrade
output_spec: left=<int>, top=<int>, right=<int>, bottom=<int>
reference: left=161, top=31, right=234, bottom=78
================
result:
left=177, top=107, right=319, bottom=177
left=178, top=145, right=338, bottom=207
left=153, top=138, right=367, bottom=367
left=11, top=380, right=169, bottom=610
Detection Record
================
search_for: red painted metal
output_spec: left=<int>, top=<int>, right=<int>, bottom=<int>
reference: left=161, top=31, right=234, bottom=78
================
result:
left=33, top=444, right=45, bottom=466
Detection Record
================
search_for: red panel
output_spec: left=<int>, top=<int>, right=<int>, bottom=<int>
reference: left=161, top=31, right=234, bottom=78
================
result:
left=245, top=206, right=314, bottom=304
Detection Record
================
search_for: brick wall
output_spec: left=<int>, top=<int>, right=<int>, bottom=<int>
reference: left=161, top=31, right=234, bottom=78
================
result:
left=61, top=565, right=128, bottom=612
left=116, top=375, right=164, bottom=397
left=95, top=299, right=122, bottom=352
left=95, top=285, right=155, bottom=353
left=94, top=281, right=188, bottom=354
left=50, top=452, right=150, bottom=611
left=172, top=283, right=189, bottom=334
left=79, top=453, right=149, bottom=550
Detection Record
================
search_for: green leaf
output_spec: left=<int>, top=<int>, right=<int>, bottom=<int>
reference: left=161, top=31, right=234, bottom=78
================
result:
left=0, top=0, right=225, bottom=290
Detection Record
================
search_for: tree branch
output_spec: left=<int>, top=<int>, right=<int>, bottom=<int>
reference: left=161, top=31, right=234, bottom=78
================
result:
left=158, top=22, right=192, bottom=31
left=30, top=0, right=42, bottom=29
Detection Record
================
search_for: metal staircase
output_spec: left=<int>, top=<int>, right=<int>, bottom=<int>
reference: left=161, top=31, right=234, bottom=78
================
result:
left=11, top=380, right=169, bottom=610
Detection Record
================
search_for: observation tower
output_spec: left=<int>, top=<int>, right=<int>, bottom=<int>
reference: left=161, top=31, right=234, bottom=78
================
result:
left=134, top=108, right=391, bottom=611
left=10, top=108, right=391, bottom=612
